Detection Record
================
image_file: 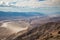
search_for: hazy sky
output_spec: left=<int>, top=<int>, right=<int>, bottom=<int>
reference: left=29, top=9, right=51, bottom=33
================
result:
left=0, top=0, right=60, bottom=14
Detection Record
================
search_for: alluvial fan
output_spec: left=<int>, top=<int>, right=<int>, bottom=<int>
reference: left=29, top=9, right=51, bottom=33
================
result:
left=0, top=21, right=30, bottom=40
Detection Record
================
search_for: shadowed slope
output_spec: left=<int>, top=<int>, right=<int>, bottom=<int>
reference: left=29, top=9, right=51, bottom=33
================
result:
left=12, top=22, right=60, bottom=40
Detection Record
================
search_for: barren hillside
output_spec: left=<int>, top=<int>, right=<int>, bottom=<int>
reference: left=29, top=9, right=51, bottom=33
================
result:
left=0, top=16, right=60, bottom=40
left=5, top=21, right=60, bottom=40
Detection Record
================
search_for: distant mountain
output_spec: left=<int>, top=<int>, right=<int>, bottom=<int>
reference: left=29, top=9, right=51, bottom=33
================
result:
left=0, top=11, right=45, bottom=17
left=0, top=11, right=46, bottom=21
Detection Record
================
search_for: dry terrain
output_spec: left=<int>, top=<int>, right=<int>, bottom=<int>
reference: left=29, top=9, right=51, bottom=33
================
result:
left=0, top=16, right=60, bottom=40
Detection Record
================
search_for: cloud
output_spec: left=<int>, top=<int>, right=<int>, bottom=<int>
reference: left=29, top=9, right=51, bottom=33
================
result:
left=0, top=0, right=60, bottom=14
left=48, top=13, right=60, bottom=18
left=0, top=0, right=60, bottom=7
left=38, top=0, right=45, bottom=1
left=0, top=1, right=16, bottom=7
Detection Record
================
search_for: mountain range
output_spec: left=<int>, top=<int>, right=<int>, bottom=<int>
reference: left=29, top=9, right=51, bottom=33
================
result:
left=0, top=11, right=45, bottom=17
left=0, top=11, right=46, bottom=21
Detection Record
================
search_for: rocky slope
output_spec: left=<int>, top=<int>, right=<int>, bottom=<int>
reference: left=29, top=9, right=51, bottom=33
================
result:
left=0, top=16, right=60, bottom=40
left=5, top=21, right=60, bottom=40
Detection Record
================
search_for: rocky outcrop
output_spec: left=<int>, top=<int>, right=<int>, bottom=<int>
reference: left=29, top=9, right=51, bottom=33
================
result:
left=0, top=21, right=60, bottom=40
left=12, top=22, right=60, bottom=40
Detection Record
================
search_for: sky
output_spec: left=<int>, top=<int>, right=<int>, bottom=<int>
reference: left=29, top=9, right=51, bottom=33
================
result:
left=0, top=0, right=60, bottom=14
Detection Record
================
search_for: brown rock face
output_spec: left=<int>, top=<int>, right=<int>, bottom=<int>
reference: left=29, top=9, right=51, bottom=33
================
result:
left=0, top=21, right=60, bottom=40
left=10, top=22, right=60, bottom=40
